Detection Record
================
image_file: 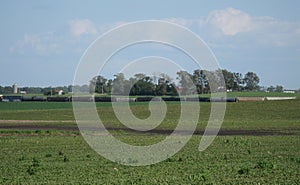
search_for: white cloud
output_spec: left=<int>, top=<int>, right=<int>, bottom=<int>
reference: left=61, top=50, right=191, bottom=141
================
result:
left=207, top=8, right=254, bottom=36
left=190, top=7, right=300, bottom=50
left=69, top=19, right=98, bottom=37
left=10, top=10, right=300, bottom=57
left=162, top=18, right=194, bottom=27
left=10, top=32, right=60, bottom=55
left=249, top=16, right=300, bottom=48
left=97, top=21, right=128, bottom=34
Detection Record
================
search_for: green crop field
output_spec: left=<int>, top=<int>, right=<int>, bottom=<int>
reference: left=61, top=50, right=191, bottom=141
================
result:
left=227, top=91, right=299, bottom=98
left=0, top=100, right=299, bottom=184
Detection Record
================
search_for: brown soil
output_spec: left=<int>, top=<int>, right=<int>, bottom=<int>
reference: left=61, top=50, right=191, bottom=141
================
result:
left=0, top=122, right=298, bottom=136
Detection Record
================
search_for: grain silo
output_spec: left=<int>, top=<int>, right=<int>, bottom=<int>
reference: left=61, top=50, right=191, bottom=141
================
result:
left=13, top=83, right=18, bottom=94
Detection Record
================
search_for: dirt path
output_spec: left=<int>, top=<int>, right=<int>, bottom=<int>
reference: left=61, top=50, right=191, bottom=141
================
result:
left=0, top=123, right=299, bottom=136
left=0, top=120, right=74, bottom=123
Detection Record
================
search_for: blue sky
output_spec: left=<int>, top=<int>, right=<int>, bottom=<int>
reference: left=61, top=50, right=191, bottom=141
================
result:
left=1, top=0, right=300, bottom=89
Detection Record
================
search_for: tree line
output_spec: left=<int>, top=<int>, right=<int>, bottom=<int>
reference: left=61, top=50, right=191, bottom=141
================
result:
left=2, top=69, right=293, bottom=96
left=88, top=69, right=261, bottom=96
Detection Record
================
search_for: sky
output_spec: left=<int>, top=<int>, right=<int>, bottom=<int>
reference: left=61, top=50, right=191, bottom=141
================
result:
left=0, top=0, right=300, bottom=89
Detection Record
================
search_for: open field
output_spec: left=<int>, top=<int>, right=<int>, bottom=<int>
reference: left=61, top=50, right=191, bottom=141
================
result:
left=227, top=91, right=299, bottom=98
left=0, top=100, right=299, bottom=131
left=0, top=100, right=299, bottom=184
left=1, top=135, right=299, bottom=184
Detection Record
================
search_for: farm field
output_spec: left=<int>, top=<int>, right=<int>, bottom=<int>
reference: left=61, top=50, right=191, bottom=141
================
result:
left=0, top=99, right=299, bottom=184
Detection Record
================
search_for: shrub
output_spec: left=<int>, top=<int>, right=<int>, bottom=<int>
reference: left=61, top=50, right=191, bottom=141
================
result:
left=45, top=154, right=52, bottom=158
left=26, top=166, right=35, bottom=175
left=291, top=157, right=300, bottom=164
left=63, top=156, right=69, bottom=162
left=256, top=160, right=276, bottom=170
left=19, top=155, right=25, bottom=161
left=238, top=167, right=250, bottom=175
left=32, top=158, right=40, bottom=167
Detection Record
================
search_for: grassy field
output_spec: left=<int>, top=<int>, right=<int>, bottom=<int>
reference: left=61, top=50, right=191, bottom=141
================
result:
left=0, top=100, right=299, bottom=184
left=0, top=100, right=299, bottom=131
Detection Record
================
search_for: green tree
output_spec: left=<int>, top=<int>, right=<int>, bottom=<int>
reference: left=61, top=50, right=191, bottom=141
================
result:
left=112, top=73, right=126, bottom=95
left=244, top=72, right=260, bottom=91
left=0, top=86, right=13, bottom=94
left=166, top=83, right=178, bottom=96
left=155, top=73, right=172, bottom=96
left=130, top=74, right=154, bottom=96
left=233, top=72, right=244, bottom=91
left=193, top=69, right=209, bottom=94
left=177, top=71, right=196, bottom=95
left=275, top=85, right=284, bottom=92
left=221, top=69, right=234, bottom=91
left=267, top=85, right=275, bottom=92
left=106, top=79, right=113, bottom=94
left=89, top=75, right=107, bottom=94
left=205, top=70, right=225, bottom=93
left=156, top=78, right=167, bottom=96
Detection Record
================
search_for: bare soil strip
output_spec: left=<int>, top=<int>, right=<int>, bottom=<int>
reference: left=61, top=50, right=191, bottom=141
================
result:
left=0, top=124, right=299, bottom=136
left=0, top=120, right=74, bottom=123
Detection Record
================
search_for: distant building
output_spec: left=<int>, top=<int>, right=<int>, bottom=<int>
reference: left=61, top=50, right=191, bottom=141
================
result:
left=13, top=84, right=18, bottom=94
left=283, top=90, right=295, bottom=94
left=20, top=91, right=27, bottom=94
left=55, top=90, right=64, bottom=96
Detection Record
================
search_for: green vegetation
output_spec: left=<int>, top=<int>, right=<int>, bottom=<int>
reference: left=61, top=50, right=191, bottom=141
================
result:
left=3, top=69, right=296, bottom=97
left=0, top=135, right=299, bottom=184
left=226, top=91, right=299, bottom=98
left=0, top=100, right=299, bottom=131
left=89, top=70, right=260, bottom=96
left=0, top=99, right=299, bottom=184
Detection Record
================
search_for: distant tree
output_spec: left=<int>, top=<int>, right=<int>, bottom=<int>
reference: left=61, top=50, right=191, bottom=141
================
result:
left=43, top=87, right=60, bottom=96
left=106, top=79, right=113, bottom=94
left=89, top=75, right=107, bottom=94
left=193, top=69, right=209, bottom=94
left=155, top=73, right=172, bottom=96
left=80, top=85, right=89, bottom=93
left=275, top=85, right=284, bottom=92
left=67, top=85, right=73, bottom=93
left=130, top=74, right=154, bottom=96
left=112, top=73, right=126, bottom=95
left=205, top=69, right=225, bottom=93
left=156, top=78, right=167, bottom=96
left=244, top=72, right=260, bottom=91
left=0, top=86, right=13, bottom=94
left=221, top=69, right=234, bottom=91
left=133, top=73, right=146, bottom=80
left=177, top=71, right=196, bottom=95
left=19, top=87, right=43, bottom=94
left=233, top=72, right=244, bottom=91
left=70, top=85, right=89, bottom=93
left=267, top=86, right=276, bottom=92
left=267, top=85, right=283, bottom=93
left=166, top=83, right=178, bottom=96
left=193, top=70, right=243, bottom=93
